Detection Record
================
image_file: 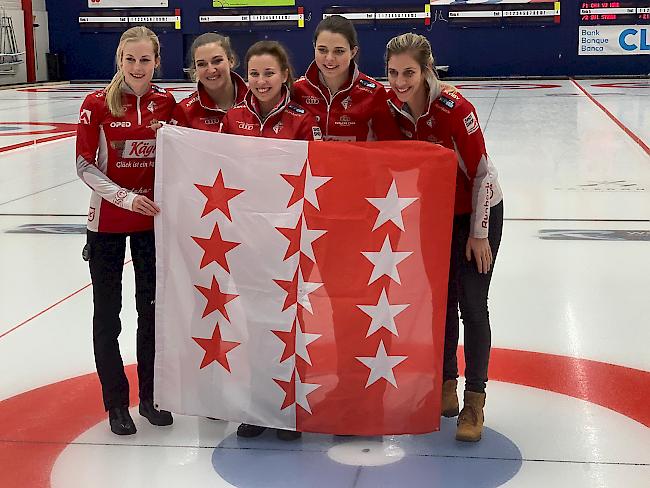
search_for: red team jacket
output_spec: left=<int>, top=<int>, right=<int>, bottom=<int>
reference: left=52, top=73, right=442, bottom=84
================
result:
left=170, top=72, right=248, bottom=131
left=293, top=62, right=402, bottom=141
left=387, top=87, right=503, bottom=238
left=221, top=87, right=322, bottom=141
left=76, top=85, right=176, bottom=233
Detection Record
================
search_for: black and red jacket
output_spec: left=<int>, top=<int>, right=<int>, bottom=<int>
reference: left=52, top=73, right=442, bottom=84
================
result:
left=388, top=85, right=503, bottom=238
left=76, top=84, right=176, bottom=233
left=170, top=72, right=247, bottom=132
left=292, top=62, right=401, bottom=142
left=221, top=87, right=322, bottom=141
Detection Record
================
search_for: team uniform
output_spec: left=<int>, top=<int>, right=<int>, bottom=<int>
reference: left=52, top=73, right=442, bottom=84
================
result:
left=221, top=86, right=322, bottom=141
left=76, top=84, right=175, bottom=412
left=170, top=72, right=247, bottom=131
left=388, top=85, right=503, bottom=395
left=293, top=62, right=401, bottom=141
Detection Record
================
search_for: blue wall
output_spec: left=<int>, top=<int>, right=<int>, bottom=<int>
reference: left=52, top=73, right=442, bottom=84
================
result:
left=46, top=1, right=649, bottom=81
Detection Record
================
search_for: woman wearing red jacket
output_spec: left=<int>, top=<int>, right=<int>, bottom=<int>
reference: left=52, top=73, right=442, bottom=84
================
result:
left=76, top=26, right=176, bottom=436
left=292, top=15, right=401, bottom=142
left=222, top=41, right=319, bottom=441
left=386, top=33, right=504, bottom=443
left=171, top=32, right=247, bottom=131
left=221, top=41, right=320, bottom=141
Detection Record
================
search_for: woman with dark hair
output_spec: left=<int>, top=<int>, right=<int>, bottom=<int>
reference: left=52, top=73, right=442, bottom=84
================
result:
left=172, top=32, right=247, bottom=130
left=385, top=33, right=504, bottom=443
left=292, top=15, right=401, bottom=141
left=221, top=40, right=321, bottom=141
left=221, top=40, right=320, bottom=441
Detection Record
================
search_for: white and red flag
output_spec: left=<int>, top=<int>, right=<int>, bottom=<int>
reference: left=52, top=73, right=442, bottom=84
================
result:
left=154, top=125, right=457, bottom=435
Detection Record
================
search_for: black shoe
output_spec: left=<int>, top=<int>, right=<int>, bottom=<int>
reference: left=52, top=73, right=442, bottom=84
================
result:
left=276, top=429, right=302, bottom=441
left=108, top=407, right=136, bottom=436
left=236, top=423, right=266, bottom=438
left=139, top=400, right=173, bottom=426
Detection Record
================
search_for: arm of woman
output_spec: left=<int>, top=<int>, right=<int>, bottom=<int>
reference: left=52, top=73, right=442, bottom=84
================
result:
left=371, top=87, right=403, bottom=141
left=450, top=102, right=496, bottom=274
left=75, top=94, right=159, bottom=216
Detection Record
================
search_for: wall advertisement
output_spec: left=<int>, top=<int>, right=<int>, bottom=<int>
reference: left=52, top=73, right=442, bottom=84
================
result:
left=579, top=25, right=650, bottom=55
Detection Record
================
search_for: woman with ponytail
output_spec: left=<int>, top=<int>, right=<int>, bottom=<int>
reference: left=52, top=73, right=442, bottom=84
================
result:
left=76, top=26, right=176, bottom=436
left=385, top=33, right=503, bottom=443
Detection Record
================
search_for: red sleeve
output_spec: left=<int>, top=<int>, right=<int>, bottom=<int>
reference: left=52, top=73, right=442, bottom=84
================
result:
left=370, top=88, right=403, bottom=141
left=76, top=93, right=102, bottom=164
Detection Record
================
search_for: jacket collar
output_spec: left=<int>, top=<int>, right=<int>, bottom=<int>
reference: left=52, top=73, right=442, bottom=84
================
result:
left=196, top=71, right=248, bottom=112
left=244, top=85, right=291, bottom=125
left=304, top=61, right=359, bottom=100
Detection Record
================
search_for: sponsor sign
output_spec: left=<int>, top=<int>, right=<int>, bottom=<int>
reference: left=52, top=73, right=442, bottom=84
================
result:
left=579, top=25, right=650, bottom=55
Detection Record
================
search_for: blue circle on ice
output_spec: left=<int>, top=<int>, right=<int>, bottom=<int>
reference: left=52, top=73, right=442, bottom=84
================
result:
left=212, top=418, right=523, bottom=487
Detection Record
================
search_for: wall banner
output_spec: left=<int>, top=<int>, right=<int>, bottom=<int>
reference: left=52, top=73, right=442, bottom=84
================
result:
left=579, top=25, right=650, bottom=55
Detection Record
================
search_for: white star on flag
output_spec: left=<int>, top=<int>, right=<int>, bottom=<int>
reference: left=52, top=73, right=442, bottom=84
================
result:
left=361, top=236, right=412, bottom=285
left=367, top=180, right=418, bottom=231
left=298, top=268, right=323, bottom=313
left=296, top=370, right=321, bottom=414
left=356, top=340, right=407, bottom=388
left=357, top=288, right=410, bottom=337
left=301, top=219, right=326, bottom=263
left=296, top=323, right=321, bottom=365
left=305, top=161, right=332, bottom=210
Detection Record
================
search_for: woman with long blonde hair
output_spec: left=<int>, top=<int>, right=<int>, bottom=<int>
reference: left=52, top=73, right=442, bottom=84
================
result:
left=76, top=26, right=176, bottom=436
left=385, top=33, right=504, bottom=443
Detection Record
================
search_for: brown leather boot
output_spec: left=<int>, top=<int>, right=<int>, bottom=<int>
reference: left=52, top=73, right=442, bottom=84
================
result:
left=456, top=390, right=486, bottom=442
left=441, top=379, right=459, bottom=417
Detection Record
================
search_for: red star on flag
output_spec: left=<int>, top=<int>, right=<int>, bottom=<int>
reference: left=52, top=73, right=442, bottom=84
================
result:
left=192, top=224, right=240, bottom=272
left=195, top=276, right=238, bottom=321
left=272, top=317, right=321, bottom=365
left=195, top=169, right=244, bottom=220
left=276, top=217, right=302, bottom=261
left=281, top=164, right=306, bottom=208
left=193, top=324, right=240, bottom=371
left=274, top=268, right=323, bottom=313
left=274, top=370, right=297, bottom=410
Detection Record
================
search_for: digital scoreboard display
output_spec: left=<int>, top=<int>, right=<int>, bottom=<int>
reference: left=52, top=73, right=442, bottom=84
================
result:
left=580, top=2, right=650, bottom=23
left=447, top=2, right=561, bottom=26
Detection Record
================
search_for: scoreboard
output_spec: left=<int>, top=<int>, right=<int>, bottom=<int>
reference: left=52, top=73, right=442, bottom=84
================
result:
left=580, top=2, right=650, bottom=23
left=446, top=1, right=561, bottom=26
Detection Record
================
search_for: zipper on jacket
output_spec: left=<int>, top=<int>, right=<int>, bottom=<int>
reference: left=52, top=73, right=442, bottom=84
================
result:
left=136, top=95, right=142, bottom=125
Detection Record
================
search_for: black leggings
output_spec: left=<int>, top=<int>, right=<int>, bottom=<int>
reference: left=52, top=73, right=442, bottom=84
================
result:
left=86, top=230, right=156, bottom=411
left=443, top=202, right=503, bottom=393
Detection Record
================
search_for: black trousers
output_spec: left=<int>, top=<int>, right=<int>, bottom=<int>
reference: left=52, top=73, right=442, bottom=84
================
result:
left=86, top=230, right=156, bottom=411
left=443, top=202, right=503, bottom=393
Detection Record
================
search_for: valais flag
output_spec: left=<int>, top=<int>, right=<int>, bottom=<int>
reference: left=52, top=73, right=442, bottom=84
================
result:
left=154, top=125, right=457, bottom=435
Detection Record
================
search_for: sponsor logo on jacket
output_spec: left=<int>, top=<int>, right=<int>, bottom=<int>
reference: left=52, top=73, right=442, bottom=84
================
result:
left=288, top=104, right=306, bottom=115
left=341, top=96, right=352, bottom=110
left=79, top=109, right=92, bottom=125
left=110, top=121, right=131, bottom=128
left=312, top=126, right=322, bottom=140
left=463, top=112, right=479, bottom=135
left=335, top=115, right=355, bottom=127
left=202, top=117, right=220, bottom=125
left=237, top=121, right=255, bottom=131
left=304, top=96, right=320, bottom=105
left=147, top=101, right=156, bottom=113
left=272, top=121, right=284, bottom=134
left=358, top=79, right=376, bottom=89
left=122, top=139, right=156, bottom=159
